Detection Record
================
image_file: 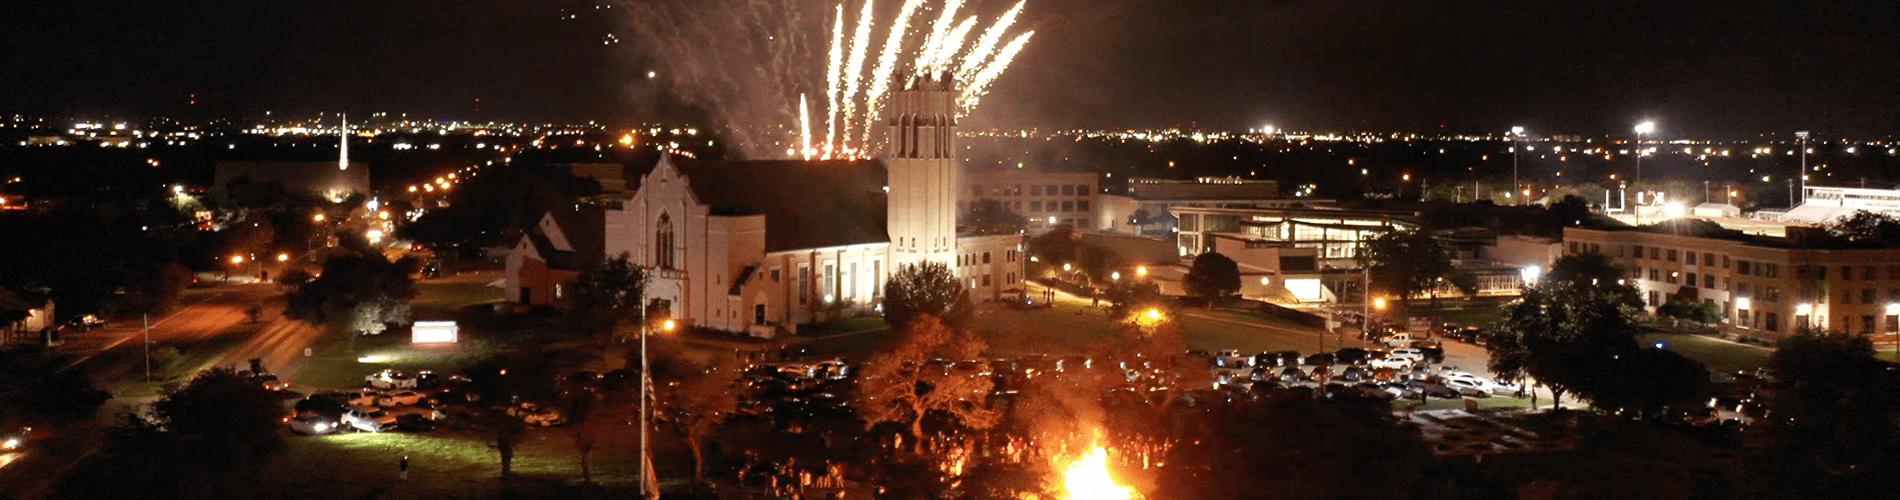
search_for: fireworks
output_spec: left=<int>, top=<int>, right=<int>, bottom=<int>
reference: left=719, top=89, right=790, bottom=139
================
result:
left=802, top=0, right=1036, bottom=159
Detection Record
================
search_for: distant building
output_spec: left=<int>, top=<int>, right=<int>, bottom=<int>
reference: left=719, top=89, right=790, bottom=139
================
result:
left=0, top=288, right=54, bottom=343
left=1781, top=185, right=1900, bottom=224
left=961, top=169, right=1099, bottom=232
left=1566, top=225, right=1900, bottom=339
left=1097, top=177, right=1293, bottom=237
left=503, top=208, right=605, bottom=306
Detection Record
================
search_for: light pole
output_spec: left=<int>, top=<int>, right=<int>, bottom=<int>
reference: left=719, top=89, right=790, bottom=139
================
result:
left=1511, top=126, right=1525, bottom=205
left=639, top=311, right=674, bottom=500
left=1796, top=131, right=1810, bottom=205
left=1633, top=121, right=1655, bottom=185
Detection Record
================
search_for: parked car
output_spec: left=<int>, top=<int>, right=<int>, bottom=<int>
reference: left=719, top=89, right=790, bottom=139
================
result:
left=253, top=372, right=289, bottom=392
left=366, top=370, right=417, bottom=389
left=378, top=390, right=424, bottom=407
left=1303, top=353, right=1336, bottom=366
left=1333, top=348, right=1372, bottom=365
left=1214, top=349, right=1248, bottom=368
left=1387, top=348, right=1427, bottom=363
left=1382, top=333, right=1418, bottom=347
left=1278, top=366, right=1306, bottom=383
left=287, top=413, right=339, bottom=435
left=1442, top=377, right=1494, bottom=397
left=1336, top=366, right=1370, bottom=383
left=414, top=370, right=443, bottom=389
left=395, top=413, right=437, bottom=432
left=1369, top=357, right=1416, bottom=370
left=342, top=407, right=397, bottom=432
left=347, top=389, right=383, bottom=407
left=1408, top=342, right=1446, bottom=363
left=1306, top=365, right=1333, bottom=382
left=68, top=314, right=106, bottom=331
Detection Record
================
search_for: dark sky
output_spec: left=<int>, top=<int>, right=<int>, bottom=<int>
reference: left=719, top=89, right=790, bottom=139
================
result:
left=4, top=0, right=1898, bottom=139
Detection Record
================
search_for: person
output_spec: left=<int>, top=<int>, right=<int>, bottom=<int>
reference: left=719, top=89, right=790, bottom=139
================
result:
left=400, top=455, right=409, bottom=480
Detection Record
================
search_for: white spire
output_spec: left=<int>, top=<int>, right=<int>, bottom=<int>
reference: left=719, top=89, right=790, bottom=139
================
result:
left=338, top=113, right=349, bottom=170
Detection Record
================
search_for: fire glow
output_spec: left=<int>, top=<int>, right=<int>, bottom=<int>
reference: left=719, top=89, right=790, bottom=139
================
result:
left=1061, top=442, right=1136, bottom=500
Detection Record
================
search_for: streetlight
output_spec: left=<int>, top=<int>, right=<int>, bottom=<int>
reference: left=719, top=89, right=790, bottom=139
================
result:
left=230, top=255, right=245, bottom=264
left=1634, top=121, right=1655, bottom=184
left=1510, top=126, right=1525, bottom=205
left=313, top=213, right=325, bottom=223
left=1796, top=130, right=1810, bottom=205
left=276, top=253, right=290, bottom=262
left=1136, top=266, right=1148, bottom=277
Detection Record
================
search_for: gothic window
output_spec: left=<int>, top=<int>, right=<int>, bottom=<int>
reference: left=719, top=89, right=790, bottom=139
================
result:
left=656, top=213, right=676, bottom=269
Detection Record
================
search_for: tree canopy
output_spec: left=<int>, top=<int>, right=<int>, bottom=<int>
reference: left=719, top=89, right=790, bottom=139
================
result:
left=853, top=315, right=999, bottom=452
left=565, top=255, right=647, bottom=334
left=1749, top=332, right=1900, bottom=497
left=284, top=252, right=419, bottom=336
left=881, top=262, right=971, bottom=332
left=1184, top=251, right=1241, bottom=300
left=1358, top=228, right=1461, bottom=301
left=1484, top=274, right=1644, bottom=406
left=0, top=347, right=111, bottom=429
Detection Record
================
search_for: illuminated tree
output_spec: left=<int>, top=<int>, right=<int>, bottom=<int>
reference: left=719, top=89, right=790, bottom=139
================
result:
left=1485, top=278, right=1642, bottom=408
left=853, top=315, right=999, bottom=453
left=882, top=262, right=971, bottom=332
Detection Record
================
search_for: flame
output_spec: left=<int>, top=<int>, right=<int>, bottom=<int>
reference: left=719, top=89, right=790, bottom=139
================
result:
left=1062, top=444, right=1135, bottom=500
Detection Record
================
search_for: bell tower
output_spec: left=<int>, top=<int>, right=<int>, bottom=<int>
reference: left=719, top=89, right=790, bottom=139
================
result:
left=884, top=73, right=960, bottom=269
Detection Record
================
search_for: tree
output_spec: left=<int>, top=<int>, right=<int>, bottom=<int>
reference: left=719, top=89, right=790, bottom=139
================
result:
left=1184, top=252, right=1241, bottom=301
left=881, top=262, right=971, bottom=332
left=1657, top=300, right=1721, bottom=325
left=284, top=252, right=419, bottom=348
left=134, top=367, right=287, bottom=498
left=962, top=199, right=1027, bottom=235
left=1591, top=348, right=1712, bottom=418
left=460, top=352, right=558, bottom=482
left=853, top=315, right=999, bottom=454
left=1749, top=332, right=1900, bottom=497
left=656, top=354, right=742, bottom=486
left=1484, top=277, right=1643, bottom=408
left=1102, top=277, right=1169, bottom=319
left=1826, top=210, right=1900, bottom=247
left=1027, top=224, right=1079, bottom=265
left=0, top=347, right=111, bottom=429
left=1357, top=229, right=1457, bottom=303
left=565, top=255, right=648, bottom=335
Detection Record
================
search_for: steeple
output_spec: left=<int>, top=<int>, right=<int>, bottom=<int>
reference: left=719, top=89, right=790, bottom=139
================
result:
left=338, top=113, right=349, bottom=171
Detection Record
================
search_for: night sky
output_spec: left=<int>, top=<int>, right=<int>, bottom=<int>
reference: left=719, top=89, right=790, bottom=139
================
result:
left=5, top=0, right=1898, bottom=138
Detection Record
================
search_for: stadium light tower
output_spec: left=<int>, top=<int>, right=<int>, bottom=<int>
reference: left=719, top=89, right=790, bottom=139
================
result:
left=1634, top=121, right=1656, bottom=184
left=1510, top=126, right=1526, bottom=205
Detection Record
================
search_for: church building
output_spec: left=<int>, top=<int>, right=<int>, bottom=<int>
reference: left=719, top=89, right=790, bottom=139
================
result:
left=509, top=75, right=1023, bottom=337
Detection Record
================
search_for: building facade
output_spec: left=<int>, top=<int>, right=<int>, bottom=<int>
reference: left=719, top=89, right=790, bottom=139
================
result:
left=961, top=169, right=1100, bottom=232
left=1565, top=226, right=1900, bottom=339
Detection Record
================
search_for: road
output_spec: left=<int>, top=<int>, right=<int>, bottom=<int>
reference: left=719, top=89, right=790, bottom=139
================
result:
left=1, top=282, right=329, bottom=499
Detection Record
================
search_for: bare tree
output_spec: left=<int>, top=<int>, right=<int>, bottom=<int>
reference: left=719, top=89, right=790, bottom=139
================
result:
left=853, top=315, right=1000, bottom=454
left=656, top=355, right=743, bottom=485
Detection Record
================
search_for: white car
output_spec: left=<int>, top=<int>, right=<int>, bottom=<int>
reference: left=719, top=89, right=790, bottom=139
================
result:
left=342, top=407, right=398, bottom=432
left=377, top=390, right=424, bottom=407
left=1387, top=348, right=1426, bottom=363
left=287, top=413, right=339, bottom=435
left=1215, top=349, right=1248, bottom=367
left=1369, top=357, right=1416, bottom=370
left=366, top=370, right=417, bottom=389
left=1440, top=373, right=1503, bottom=395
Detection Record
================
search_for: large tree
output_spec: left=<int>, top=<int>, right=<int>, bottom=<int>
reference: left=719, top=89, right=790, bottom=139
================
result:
left=1358, top=228, right=1461, bottom=304
left=0, top=347, right=111, bottom=429
left=881, top=262, right=971, bottom=332
left=655, top=353, right=742, bottom=486
left=284, top=252, right=419, bottom=346
left=1484, top=275, right=1643, bottom=408
left=853, top=315, right=999, bottom=454
left=53, top=367, right=292, bottom=500
left=1184, top=251, right=1242, bottom=301
left=1749, top=332, right=1900, bottom=497
left=565, top=255, right=648, bottom=335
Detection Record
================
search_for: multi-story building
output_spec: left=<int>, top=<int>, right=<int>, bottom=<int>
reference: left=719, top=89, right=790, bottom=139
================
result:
left=1564, top=225, right=1900, bottom=339
left=960, top=169, right=1099, bottom=232
left=1096, top=177, right=1288, bottom=237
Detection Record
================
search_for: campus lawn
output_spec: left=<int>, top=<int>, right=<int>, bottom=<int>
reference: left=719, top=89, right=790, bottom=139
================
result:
left=270, top=427, right=673, bottom=499
left=411, top=279, right=505, bottom=317
left=1637, top=331, right=1772, bottom=374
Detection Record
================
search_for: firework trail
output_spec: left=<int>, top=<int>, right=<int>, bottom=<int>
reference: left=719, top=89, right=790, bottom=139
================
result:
left=859, top=0, right=927, bottom=146
left=799, top=93, right=812, bottom=159
left=927, top=16, right=979, bottom=76
left=957, top=0, right=1024, bottom=81
left=838, top=0, right=878, bottom=157
left=916, top=0, right=965, bottom=73
left=824, top=3, right=845, bottom=158
left=960, top=30, right=1034, bottom=115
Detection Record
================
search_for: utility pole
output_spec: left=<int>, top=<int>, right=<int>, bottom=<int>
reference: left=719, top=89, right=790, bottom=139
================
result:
left=1511, top=126, right=1525, bottom=205
left=142, top=314, right=150, bottom=381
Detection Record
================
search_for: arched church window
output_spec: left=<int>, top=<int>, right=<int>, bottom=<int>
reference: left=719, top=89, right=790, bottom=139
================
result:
left=656, top=213, right=676, bottom=269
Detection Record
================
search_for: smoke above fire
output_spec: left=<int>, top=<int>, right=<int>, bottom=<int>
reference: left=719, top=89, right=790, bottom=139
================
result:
left=609, top=0, right=1033, bottom=159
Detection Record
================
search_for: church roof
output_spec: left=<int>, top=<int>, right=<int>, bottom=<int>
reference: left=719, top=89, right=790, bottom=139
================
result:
left=672, top=159, right=890, bottom=252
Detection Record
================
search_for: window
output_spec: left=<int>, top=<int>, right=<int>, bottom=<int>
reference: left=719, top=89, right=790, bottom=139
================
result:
left=1863, top=315, right=1876, bottom=333
left=553, top=284, right=564, bottom=300
left=798, top=266, right=810, bottom=305
left=1648, top=290, right=1661, bottom=306
left=1737, top=260, right=1751, bottom=275
left=1866, top=266, right=1878, bottom=280
left=1704, top=252, right=1716, bottom=266
left=1865, top=288, right=1877, bottom=304
left=848, top=262, right=858, bottom=299
left=1685, top=272, right=1697, bottom=287
left=981, top=274, right=992, bottom=286
left=1648, top=269, right=1659, bottom=281
left=1631, top=244, right=1644, bottom=259
left=873, top=260, right=883, bottom=297
left=1705, top=274, right=1716, bottom=288
left=1030, top=201, right=1043, bottom=211
left=755, top=304, right=766, bottom=325
left=1766, top=312, right=1781, bottom=332
left=1650, top=247, right=1660, bottom=259
left=1061, top=185, right=1074, bottom=196
left=1763, top=263, right=1780, bottom=278
left=1889, top=314, right=1899, bottom=332
left=1046, top=184, right=1058, bottom=195
left=771, top=269, right=781, bottom=282
left=823, top=264, right=836, bottom=300
left=1030, top=185, right=1042, bottom=196
left=1078, top=200, right=1090, bottom=212
left=982, top=251, right=991, bottom=264
left=1738, top=309, right=1751, bottom=327
left=1667, top=249, right=1678, bottom=262
left=655, top=213, right=676, bottom=269
left=1843, top=266, right=1854, bottom=281
left=1723, top=256, right=1730, bottom=268
left=1061, top=201, right=1074, bottom=212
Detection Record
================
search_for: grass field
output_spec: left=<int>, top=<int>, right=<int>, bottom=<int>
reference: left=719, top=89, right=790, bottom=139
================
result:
left=1637, top=331, right=1772, bottom=374
left=270, top=427, right=671, bottom=499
